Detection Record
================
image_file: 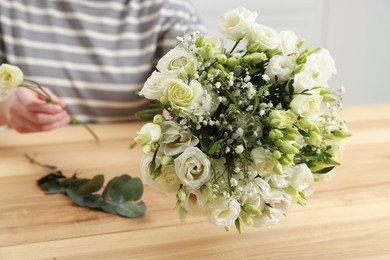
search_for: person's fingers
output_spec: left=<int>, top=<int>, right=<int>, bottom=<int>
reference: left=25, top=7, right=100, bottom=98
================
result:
left=17, top=88, right=63, bottom=115
left=10, top=111, right=71, bottom=133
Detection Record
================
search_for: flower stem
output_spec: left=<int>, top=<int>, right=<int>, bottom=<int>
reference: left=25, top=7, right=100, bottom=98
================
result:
left=230, top=39, right=241, bottom=54
left=20, top=80, right=99, bottom=142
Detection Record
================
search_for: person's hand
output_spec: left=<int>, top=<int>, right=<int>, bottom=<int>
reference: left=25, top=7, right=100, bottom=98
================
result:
left=0, top=87, right=71, bottom=133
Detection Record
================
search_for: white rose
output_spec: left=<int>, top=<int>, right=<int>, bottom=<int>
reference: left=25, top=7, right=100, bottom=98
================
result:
left=265, top=55, right=295, bottom=83
left=0, top=63, right=24, bottom=101
left=290, top=92, right=323, bottom=117
left=250, top=147, right=278, bottom=174
left=279, top=31, right=299, bottom=55
left=156, top=164, right=181, bottom=195
left=218, top=7, right=257, bottom=41
left=139, top=71, right=168, bottom=100
left=207, top=198, right=241, bottom=228
left=134, top=123, right=161, bottom=146
left=164, top=79, right=203, bottom=116
left=174, top=147, right=211, bottom=189
left=293, top=71, right=315, bottom=93
left=140, top=156, right=180, bottom=199
left=160, top=121, right=199, bottom=156
left=156, top=47, right=195, bottom=76
left=304, top=48, right=336, bottom=87
left=246, top=24, right=281, bottom=51
left=182, top=188, right=208, bottom=215
left=287, top=164, right=314, bottom=193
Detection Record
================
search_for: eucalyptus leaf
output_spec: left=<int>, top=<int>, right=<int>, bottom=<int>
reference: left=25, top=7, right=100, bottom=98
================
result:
left=66, top=189, right=86, bottom=207
left=83, top=194, right=103, bottom=209
left=77, top=174, right=104, bottom=195
left=122, top=177, right=143, bottom=201
left=100, top=200, right=117, bottom=214
left=115, top=201, right=146, bottom=218
left=102, top=176, right=119, bottom=200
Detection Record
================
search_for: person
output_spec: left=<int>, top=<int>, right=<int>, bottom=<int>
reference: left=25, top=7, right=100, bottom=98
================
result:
left=0, top=0, right=204, bottom=133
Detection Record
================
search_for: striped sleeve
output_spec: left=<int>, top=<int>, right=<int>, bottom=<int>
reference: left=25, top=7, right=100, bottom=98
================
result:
left=0, top=0, right=204, bottom=123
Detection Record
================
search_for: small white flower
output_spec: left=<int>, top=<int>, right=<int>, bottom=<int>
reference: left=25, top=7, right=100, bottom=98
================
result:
left=262, top=74, right=270, bottom=82
left=235, top=145, right=244, bottom=154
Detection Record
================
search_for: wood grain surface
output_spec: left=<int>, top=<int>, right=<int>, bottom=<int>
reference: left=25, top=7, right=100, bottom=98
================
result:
left=0, top=104, right=389, bottom=259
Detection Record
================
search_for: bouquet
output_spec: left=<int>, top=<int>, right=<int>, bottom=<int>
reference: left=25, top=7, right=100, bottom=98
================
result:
left=134, top=7, right=350, bottom=232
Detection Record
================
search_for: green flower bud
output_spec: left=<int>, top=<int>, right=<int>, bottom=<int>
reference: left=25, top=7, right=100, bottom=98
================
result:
left=250, top=52, right=267, bottom=64
left=242, top=203, right=262, bottom=216
left=297, top=38, right=305, bottom=50
left=184, top=60, right=197, bottom=75
left=208, top=68, right=218, bottom=77
left=299, top=118, right=319, bottom=132
left=273, top=150, right=282, bottom=159
left=331, top=129, right=351, bottom=139
left=273, top=163, right=284, bottom=175
left=247, top=42, right=261, bottom=53
left=161, top=155, right=172, bottom=165
left=269, top=110, right=297, bottom=129
left=284, top=133, right=299, bottom=142
left=281, top=142, right=299, bottom=154
left=265, top=48, right=281, bottom=58
left=216, top=54, right=227, bottom=64
left=285, top=127, right=299, bottom=134
left=296, top=47, right=321, bottom=64
left=175, top=202, right=187, bottom=222
left=226, top=56, right=240, bottom=69
left=142, top=144, right=152, bottom=154
left=200, top=43, right=214, bottom=60
left=242, top=55, right=253, bottom=64
left=269, top=129, right=284, bottom=139
left=304, top=131, right=323, bottom=146
left=177, top=188, right=187, bottom=202
left=274, top=139, right=284, bottom=147
left=279, top=156, right=292, bottom=167
left=322, top=94, right=338, bottom=102
left=195, top=34, right=205, bottom=47
left=293, top=64, right=305, bottom=74
left=153, top=114, right=165, bottom=125
left=235, top=218, right=244, bottom=234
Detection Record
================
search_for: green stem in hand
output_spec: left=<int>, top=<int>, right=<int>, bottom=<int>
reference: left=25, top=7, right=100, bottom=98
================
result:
left=21, top=79, right=99, bottom=142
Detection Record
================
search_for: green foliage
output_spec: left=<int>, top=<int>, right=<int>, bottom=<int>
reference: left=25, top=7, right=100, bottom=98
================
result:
left=33, top=157, right=146, bottom=219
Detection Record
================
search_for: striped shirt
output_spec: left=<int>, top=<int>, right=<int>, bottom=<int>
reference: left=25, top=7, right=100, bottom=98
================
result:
left=0, top=0, right=204, bottom=123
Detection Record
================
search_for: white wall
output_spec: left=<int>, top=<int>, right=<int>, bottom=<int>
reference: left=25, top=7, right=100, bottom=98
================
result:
left=191, top=0, right=390, bottom=106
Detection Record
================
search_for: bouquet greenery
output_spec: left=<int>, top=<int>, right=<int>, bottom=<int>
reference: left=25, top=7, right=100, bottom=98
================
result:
left=135, top=7, right=350, bottom=232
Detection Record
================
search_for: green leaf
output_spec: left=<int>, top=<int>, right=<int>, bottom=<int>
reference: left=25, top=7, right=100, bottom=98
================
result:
left=314, top=166, right=335, bottom=174
left=77, top=174, right=104, bottom=195
left=122, top=177, right=143, bottom=201
left=100, top=200, right=117, bottom=214
left=115, top=201, right=146, bottom=218
left=37, top=173, right=65, bottom=194
left=298, top=128, right=310, bottom=138
left=102, top=176, right=119, bottom=200
left=66, top=189, right=86, bottom=207
left=83, top=194, right=103, bottom=209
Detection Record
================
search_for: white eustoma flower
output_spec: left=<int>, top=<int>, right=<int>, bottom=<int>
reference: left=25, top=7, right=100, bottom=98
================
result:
left=156, top=164, right=182, bottom=195
left=160, top=121, right=199, bottom=156
left=304, top=48, right=337, bottom=87
left=265, top=55, right=295, bottom=83
left=246, top=24, right=281, bottom=51
left=279, top=31, right=299, bottom=55
left=174, top=147, right=211, bottom=189
left=204, top=35, right=224, bottom=56
left=156, top=47, right=195, bottom=76
left=164, top=79, right=203, bottom=116
left=290, top=92, right=323, bottom=117
left=250, top=147, right=278, bottom=174
left=207, top=198, right=241, bottom=228
left=139, top=71, right=168, bottom=100
left=0, top=63, right=24, bottom=101
left=218, top=7, right=257, bottom=41
left=134, top=122, right=161, bottom=146
left=293, top=71, right=315, bottom=93
left=182, top=188, right=208, bottom=215
left=287, top=164, right=314, bottom=193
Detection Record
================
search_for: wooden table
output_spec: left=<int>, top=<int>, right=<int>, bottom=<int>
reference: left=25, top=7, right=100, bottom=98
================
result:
left=0, top=103, right=389, bottom=259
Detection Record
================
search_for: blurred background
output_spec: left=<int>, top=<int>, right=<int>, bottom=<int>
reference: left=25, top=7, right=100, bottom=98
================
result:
left=192, top=0, right=390, bottom=106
